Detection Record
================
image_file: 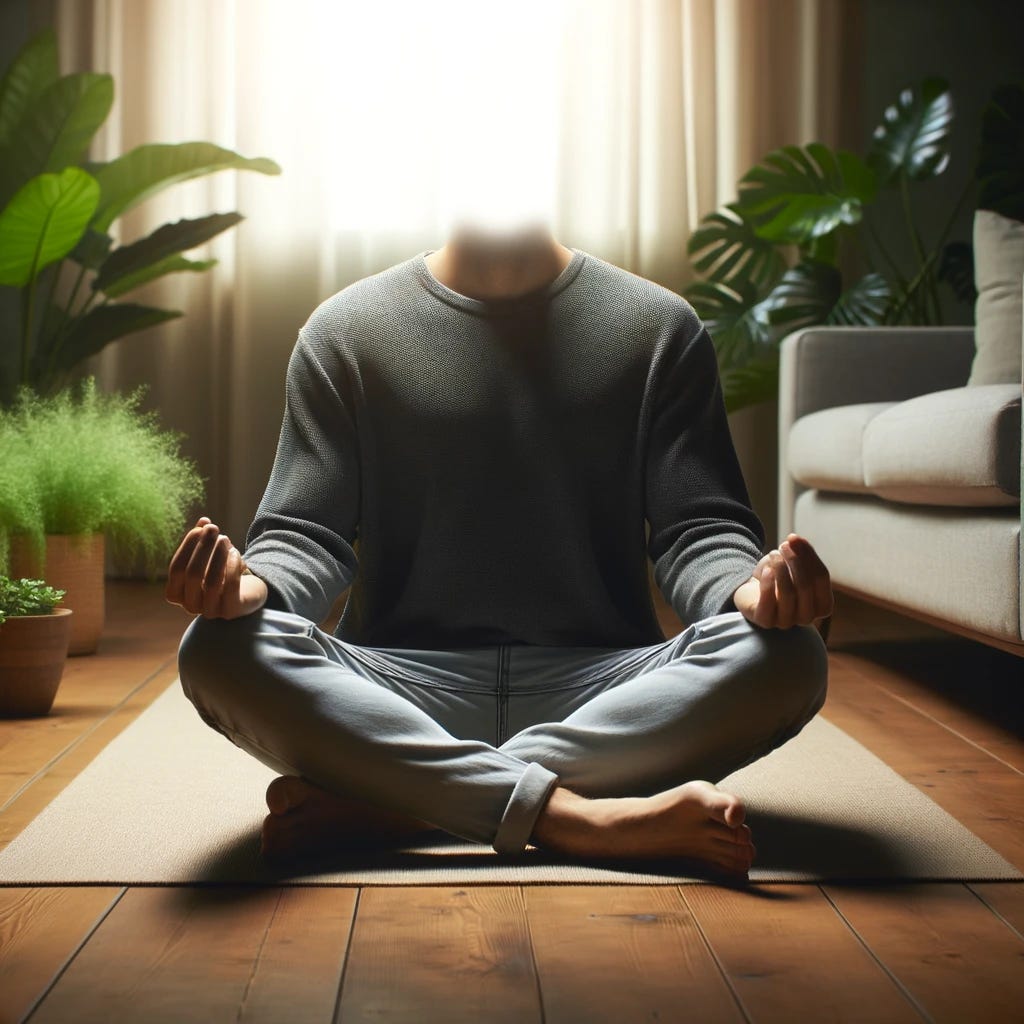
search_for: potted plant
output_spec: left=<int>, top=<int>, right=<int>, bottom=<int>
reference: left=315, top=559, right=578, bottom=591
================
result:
left=0, top=377, right=205, bottom=654
left=685, top=77, right=1024, bottom=412
left=0, top=575, right=71, bottom=717
left=0, top=27, right=281, bottom=404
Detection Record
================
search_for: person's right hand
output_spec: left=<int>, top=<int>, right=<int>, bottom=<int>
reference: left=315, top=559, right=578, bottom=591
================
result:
left=165, top=516, right=269, bottom=619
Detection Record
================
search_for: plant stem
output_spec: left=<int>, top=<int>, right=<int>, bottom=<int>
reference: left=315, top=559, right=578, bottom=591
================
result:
left=899, top=170, right=939, bottom=324
left=20, top=275, right=39, bottom=387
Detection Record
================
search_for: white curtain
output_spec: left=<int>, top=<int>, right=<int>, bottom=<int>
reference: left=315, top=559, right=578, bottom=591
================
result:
left=53, top=0, right=861, bottom=562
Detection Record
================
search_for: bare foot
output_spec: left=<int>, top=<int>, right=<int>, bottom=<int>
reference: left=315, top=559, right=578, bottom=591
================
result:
left=260, top=775, right=439, bottom=862
left=531, top=780, right=756, bottom=877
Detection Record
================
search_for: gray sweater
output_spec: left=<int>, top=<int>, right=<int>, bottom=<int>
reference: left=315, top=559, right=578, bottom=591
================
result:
left=241, top=247, right=766, bottom=648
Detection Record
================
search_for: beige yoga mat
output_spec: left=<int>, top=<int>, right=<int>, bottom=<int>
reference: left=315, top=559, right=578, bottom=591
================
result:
left=0, top=680, right=1019, bottom=886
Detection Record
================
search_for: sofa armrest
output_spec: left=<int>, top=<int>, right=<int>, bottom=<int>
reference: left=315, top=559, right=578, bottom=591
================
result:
left=777, top=326, right=976, bottom=538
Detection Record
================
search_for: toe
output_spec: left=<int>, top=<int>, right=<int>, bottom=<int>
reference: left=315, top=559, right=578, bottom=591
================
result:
left=266, top=776, right=297, bottom=814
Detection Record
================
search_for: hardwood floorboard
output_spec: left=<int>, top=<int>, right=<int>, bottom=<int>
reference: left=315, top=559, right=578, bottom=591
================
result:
left=968, top=883, right=1024, bottom=939
left=820, top=656, right=1024, bottom=870
left=29, top=887, right=298, bottom=1023
left=233, top=887, right=355, bottom=1024
left=830, top=640, right=1024, bottom=773
left=0, top=886, right=123, bottom=1024
left=523, top=885, right=743, bottom=1023
left=682, top=883, right=923, bottom=1023
left=824, top=883, right=1024, bottom=1023
left=336, top=886, right=542, bottom=1023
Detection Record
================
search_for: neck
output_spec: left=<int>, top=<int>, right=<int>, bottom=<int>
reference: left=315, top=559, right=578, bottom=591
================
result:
left=425, top=221, right=574, bottom=302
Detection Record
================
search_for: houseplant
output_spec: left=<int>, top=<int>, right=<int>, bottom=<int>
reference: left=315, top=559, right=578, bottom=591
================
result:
left=0, top=27, right=281, bottom=405
left=0, top=377, right=205, bottom=653
left=686, top=77, right=1024, bottom=412
left=0, top=575, right=71, bottom=716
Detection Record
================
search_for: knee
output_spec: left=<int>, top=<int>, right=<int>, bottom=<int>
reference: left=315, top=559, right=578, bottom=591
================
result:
left=753, top=620, right=829, bottom=716
left=176, top=608, right=278, bottom=705
left=691, top=612, right=828, bottom=717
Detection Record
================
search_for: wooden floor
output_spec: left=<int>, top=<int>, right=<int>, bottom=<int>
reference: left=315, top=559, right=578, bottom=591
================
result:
left=1, top=582, right=1022, bottom=1023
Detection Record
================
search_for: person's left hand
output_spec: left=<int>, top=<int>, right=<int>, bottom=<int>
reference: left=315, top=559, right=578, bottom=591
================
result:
left=731, top=533, right=834, bottom=629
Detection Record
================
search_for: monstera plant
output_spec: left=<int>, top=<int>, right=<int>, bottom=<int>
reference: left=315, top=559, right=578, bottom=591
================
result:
left=0, top=28, right=281, bottom=404
left=687, top=77, right=1024, bottom=412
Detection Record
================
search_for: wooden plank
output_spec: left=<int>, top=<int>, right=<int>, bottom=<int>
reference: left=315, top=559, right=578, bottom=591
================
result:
left=29, top=886, right=339, bottom=1023
left=825, top=883, right=1024, bottom=1023
left=968, top=882, right=1024, bottom=939
left=821, top=656, right=1024, bottom=871
left=682, top=883, right=922, bottom=1023
left=237, top=887, right=355, bottom=1024
left=0, top=886, right=123, bottom=1024
left=337, top=886, right=541, bottom=1024
left=524, top=885, right=743, bottom=1023
left=833, top=643, right=1024, bottom=774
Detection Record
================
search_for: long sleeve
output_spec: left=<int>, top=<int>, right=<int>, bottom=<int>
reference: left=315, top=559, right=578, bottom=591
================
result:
left=241, top=328, right=360, bottom=625
left=645, top=315, right=766, bottom=627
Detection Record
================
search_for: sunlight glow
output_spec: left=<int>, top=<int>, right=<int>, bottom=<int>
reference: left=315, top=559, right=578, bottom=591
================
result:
left=285, top=0, right=571, bottom=233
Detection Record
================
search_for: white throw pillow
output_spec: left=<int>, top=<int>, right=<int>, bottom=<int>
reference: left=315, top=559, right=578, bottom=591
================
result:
left=968, top=208, right=1024, bottom=385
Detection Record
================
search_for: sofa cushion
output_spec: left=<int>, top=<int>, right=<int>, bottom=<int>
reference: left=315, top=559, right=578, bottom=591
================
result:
left=794, top=490, right=1022, bottom=643
left=862, top=385, right=1021, bottom=507
left=968, top=209, right=1024, bottom=386
left=788, top=402, right=897, bottom=493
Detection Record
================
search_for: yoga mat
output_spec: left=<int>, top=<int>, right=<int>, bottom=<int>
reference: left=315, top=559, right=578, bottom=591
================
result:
left=0, top=680, right=1019, bottom=886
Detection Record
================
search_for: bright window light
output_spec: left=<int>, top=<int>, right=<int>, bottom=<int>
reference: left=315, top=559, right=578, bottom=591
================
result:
left=259, top=0, right=571, bottom=234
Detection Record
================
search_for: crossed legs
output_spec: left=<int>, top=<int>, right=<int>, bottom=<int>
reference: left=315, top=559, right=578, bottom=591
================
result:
left=177, top=609, right=828, bottom=875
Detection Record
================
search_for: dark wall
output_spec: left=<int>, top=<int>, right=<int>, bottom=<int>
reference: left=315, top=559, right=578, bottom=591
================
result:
left=858, top=0, right=1024, bottom=324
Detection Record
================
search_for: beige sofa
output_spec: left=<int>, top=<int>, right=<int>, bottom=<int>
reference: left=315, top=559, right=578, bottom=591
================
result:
left=777, top=322, right=1023, bottom=655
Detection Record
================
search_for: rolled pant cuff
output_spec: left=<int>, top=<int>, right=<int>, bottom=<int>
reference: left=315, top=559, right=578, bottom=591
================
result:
left=491, top=761, right=560, bottom=855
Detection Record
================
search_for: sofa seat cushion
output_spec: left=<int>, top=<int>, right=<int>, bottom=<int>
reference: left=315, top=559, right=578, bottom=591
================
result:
left=788, top=402, right=897, bottom=494
left=862, top=385, right=1021, bottom=507
left=794, top=490, right=1022, bottom=643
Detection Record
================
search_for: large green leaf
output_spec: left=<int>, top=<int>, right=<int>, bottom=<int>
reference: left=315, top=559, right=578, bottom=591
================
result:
left=685, top=276, right=773, bottom=369
left=52, top=303, right=182, bottom=372
left=687, top=203, right=786, bottom=288
left=762, top=260, right=842, bottom=331
left=827, top=271, right=892, bottom=325
left=90, top=143, right=281, bottom=232
left=99, top=255, right=218, bottom=299
left=0, top=28, right=58, bottom=146
left=0, top=73, right=114, bottom=208
left=734, top=143, right=876, bottom=245
left=71, top=228, right=113, bottom=269
left=976, top=81, right=1024, bottom=222
left=0, top=168, right=100, bottom=287
left=720, top=353, right=780, bottom=414
left=867, top=77, right=954, bottom=184
left=93, top=212, right=242, bottom=296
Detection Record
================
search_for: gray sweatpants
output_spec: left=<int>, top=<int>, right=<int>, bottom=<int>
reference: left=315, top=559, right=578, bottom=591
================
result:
left=176, top=607, right=828, bottom=855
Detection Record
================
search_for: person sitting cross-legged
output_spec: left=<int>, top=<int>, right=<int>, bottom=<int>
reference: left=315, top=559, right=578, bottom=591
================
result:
left=169, top=215, right=832, bottom=879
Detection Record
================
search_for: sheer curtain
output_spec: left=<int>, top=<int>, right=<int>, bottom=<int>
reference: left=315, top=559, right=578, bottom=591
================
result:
left=53, top=0, right=861, bottom=560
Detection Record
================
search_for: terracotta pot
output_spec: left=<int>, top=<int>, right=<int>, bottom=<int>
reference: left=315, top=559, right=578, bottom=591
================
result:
left=0, top=607, right=73, bottom=716
left=8, top=533, right=105, bottom=655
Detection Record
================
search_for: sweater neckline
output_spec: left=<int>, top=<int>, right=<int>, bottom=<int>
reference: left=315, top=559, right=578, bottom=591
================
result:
left=413, top=246, right=587, bottom=316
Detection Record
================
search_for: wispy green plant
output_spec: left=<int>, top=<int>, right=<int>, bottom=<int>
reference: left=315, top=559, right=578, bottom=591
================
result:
left=0, top=376, right=205, bottom=577
left=0, top=576, right=66, bottom=624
